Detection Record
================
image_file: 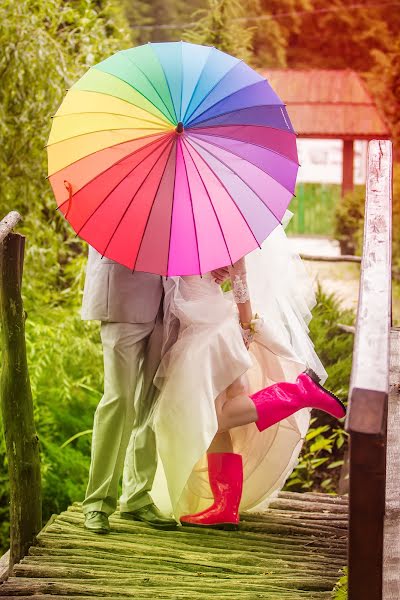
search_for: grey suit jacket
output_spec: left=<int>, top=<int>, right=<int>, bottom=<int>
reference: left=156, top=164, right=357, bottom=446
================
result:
left=81, top=246, right=163, bottom=323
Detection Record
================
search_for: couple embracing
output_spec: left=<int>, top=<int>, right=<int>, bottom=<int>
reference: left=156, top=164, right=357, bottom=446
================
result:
left=81, top=221, right=345, bottom=534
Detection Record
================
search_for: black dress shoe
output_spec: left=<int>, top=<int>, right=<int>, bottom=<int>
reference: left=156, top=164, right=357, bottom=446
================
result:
left=84, top=511, right=110, bottom=534
left=120, top=503, right=177, bottom=529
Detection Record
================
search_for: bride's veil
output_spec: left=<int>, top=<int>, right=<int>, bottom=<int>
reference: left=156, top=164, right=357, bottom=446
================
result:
left=245, top=211, right=327, bottom=383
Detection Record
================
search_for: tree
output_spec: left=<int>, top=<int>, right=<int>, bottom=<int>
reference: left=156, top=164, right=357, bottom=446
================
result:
left=367, top=38, right=400, bottom=158
left=286, top=0, right=392, bottom=70
left=250, top=0, right=310, bottom=68
left=0, top=0, right=131, bottom=219
left=123, top=0, right=198, bottom=45
left=183, top=0, right=255, bottom=63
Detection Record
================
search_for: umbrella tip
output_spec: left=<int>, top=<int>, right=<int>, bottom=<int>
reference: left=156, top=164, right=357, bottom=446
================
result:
left=176, top=122, right=184, bottom=134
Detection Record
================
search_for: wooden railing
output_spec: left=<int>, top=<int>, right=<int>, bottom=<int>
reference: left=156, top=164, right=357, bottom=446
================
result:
left=0, top=212, right=42, bottom=574
left=345, top=140, right=393, bottom=600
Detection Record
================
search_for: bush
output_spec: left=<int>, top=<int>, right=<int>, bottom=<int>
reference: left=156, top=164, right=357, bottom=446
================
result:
left=334, top=185, right=365, bottom=255
left=285, top=285, right=354, bottom=493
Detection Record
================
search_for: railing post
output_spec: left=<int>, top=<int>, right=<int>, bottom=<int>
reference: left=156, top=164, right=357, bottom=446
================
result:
left=346, top=140, right=392, bottom=600
left=0, top=212, right=42, bottom=570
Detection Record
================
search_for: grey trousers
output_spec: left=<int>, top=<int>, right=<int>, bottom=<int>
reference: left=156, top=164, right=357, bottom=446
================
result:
left=82, top=317, right=163, bottom=515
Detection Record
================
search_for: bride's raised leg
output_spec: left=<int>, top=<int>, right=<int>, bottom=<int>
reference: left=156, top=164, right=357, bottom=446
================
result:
left=216, top=369, right=346, bottom=433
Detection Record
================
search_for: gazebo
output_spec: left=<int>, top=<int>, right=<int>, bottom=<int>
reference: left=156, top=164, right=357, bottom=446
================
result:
left=263, top=69, right=391, bottom=196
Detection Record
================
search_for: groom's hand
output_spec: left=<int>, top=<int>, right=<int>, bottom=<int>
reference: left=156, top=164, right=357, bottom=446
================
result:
left=211, top=266, right=230, bottom=285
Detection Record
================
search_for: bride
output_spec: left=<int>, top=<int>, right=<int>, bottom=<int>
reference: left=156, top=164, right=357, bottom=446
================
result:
left=150, top=218, right=345, bottom=529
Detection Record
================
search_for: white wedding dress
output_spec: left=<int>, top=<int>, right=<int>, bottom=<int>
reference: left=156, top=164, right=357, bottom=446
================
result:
left=150, top=221, right=327, bottom=520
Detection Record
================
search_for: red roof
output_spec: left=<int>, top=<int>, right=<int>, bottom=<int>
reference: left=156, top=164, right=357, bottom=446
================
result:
left=261, top=69, right=390, bottom=139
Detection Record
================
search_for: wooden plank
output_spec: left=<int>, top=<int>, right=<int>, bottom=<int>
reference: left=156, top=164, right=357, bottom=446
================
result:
left=383, top=328, right=400, bottom=599
left=0, top=211, right=21, bottom=245
left=347, top=139, right=392, bottom=433
left=0, top=493, right=346, bottom=598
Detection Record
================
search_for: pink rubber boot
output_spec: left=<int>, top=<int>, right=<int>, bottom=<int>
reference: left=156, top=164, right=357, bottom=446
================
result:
left=180, top=453, right=243, bottom=530
left=250, top=368, right=346, bottom=432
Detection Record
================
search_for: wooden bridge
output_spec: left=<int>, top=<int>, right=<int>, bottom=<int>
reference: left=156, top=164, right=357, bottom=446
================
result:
left=0, top=140, right=398, bottom=599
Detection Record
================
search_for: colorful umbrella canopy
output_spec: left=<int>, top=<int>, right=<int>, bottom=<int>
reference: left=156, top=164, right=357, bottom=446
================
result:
left=47, top=42, right=299, bottom=276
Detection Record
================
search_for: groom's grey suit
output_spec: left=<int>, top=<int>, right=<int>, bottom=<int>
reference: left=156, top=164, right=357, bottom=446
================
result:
left=81, top=246, right=164, bottom=515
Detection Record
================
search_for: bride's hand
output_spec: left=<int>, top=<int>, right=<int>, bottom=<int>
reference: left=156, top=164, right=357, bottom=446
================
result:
left=211, top=266, right=230, bottom=285
left=240, top=324, right=253, bottom=349
left=240, top=315, right=263, bottom=349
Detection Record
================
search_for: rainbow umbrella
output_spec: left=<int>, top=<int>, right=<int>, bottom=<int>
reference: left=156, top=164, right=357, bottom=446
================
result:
left=47, top=42, right=298, bottom=276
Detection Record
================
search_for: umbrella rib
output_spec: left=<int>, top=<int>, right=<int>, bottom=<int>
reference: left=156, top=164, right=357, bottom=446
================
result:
left=180, top=46, right=215, bottom=124
left=181, top=137, right=233, bottom=268
left=46, top=127, right=166, bottom=149
left=69, top=86, right=172, bottom=126
left=186, top=80, right=280, bottom=127
left=190, top=134, right=297, bottom=198
left=120, top=52, right=177, bottom=124
left=191, top=135, right=296, bottom=198
left=187, top=103, right=289, bottom=130
left=166, top=143, right=178, bottom=278
left=150, top=51, right=179, bottom=124
left=56, top=134, right=173, bottom=212
left=191, top=122, right=299, bottom=137
left=52, top=111, right=171, bottom=129
left=184, top=57, right=243, bottom=125
left=179, top=41, right=184, bottom=122
left=100, top=137, right=175, bottom=262
left=190, top=129, right=300, bottom=167
left=131, top=140, right=176, bottom=274
left=179, top=138, right=202, bottom=275
left=186, top=135, right=282, bottom=227
left=48, top=132, right=163, bottom=179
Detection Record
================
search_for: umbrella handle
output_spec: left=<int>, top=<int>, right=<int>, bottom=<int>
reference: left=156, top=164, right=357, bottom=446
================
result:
left=63, top=180, right=73, bottom=218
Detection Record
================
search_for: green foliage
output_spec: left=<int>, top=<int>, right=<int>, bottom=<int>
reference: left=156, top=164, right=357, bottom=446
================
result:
left=332, top=568, right=348, bottom=600
left=334, top=185, right=365, bottom=255
left=286, top=285, right=354, bottom=493
left=367, top=37, right=400, bottom=154
left=183, top=0, right=255, bottom=63
left=286, top=183, right=340, bottom=236
left=250, top=0, right=308, bottom=68
left=286, top=0, right=393, bottom=72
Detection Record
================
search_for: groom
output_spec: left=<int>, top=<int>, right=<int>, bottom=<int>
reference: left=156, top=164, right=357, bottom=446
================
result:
left=80, top=246, right=176, bottom=533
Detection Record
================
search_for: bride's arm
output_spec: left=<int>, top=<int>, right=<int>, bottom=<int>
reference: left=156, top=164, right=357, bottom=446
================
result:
left=229, top=258, right=256, bottom=348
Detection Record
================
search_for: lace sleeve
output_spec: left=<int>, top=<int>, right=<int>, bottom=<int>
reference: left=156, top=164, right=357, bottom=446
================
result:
left=230, top=258, right=250, bottom=304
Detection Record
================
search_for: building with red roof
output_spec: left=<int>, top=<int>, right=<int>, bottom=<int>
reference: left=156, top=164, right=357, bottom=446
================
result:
left=261, top=69, right=390, bottom=196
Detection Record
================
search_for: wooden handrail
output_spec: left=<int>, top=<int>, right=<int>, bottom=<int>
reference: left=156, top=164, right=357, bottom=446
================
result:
left=0, top=212, right=42, bottom=572
left=345, top=139, right=393, bottom=600
left=346, top=140, right=392, bottom=434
